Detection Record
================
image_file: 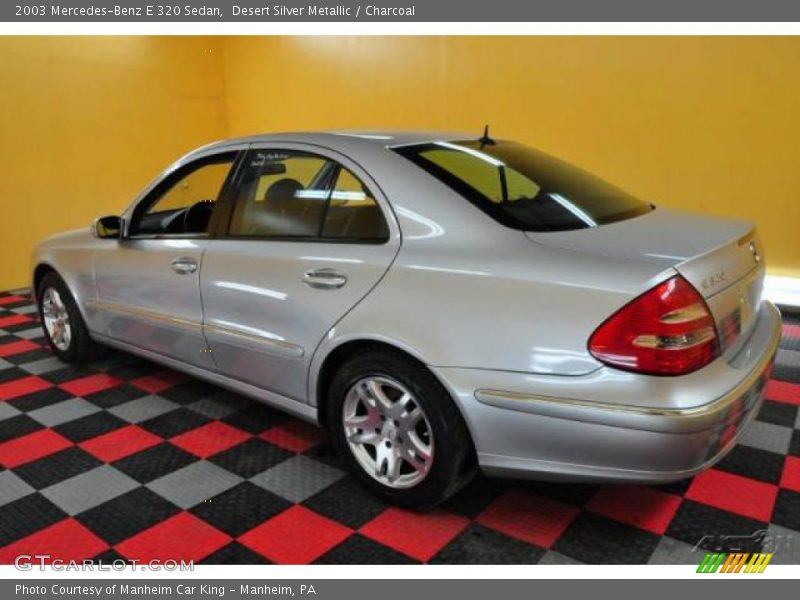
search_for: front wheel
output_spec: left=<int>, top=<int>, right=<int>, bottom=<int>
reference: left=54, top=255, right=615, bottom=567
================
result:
left=326, top=348, right=475, bottom=509
left=37, top=271, right=104, bottom=364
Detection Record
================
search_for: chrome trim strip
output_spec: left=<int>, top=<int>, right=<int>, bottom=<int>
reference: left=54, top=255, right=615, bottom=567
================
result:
left=87, top=300, right=202, bottom=331
left=475, top=302, right=781, bottom=422
left=89, top=300, right=305, bottom=359
left=204, top=323, right=305, bottom=358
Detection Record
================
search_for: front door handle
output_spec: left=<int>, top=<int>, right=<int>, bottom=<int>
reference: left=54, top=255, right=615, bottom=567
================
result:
left=303, top=268, right=347, bottom=289
left=170, top=257, right=198, bottom=275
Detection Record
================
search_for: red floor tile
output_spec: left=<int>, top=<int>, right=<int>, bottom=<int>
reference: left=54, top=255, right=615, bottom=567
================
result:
left=685, top=468, right=778, bottom=522
left=0, top=519, right=108, bottom=564
left=0, top=295, right=27, bottom=306
left=0, top=340, right=40, bottom=358
left=0, top=375, right=52, bottom=401
left=239, top=505, right=352, bottom=564
left=765, top=379, right=800, bottom=406
left=79, top=425, right=162, bottom=462
left=131, top=370, right=189, bottom=394
left=115, top=512, right=230, bottom=562
left=0, top=429, right=72, bottom=468
left=477, top=489, right=579, bottom=548
left=359, top=507, right=469, bottom=562
left=169, top=421, right=250, bottom=459
left=59, top=373, right=123, bottom=397
left=782, top=323, right=800, bottom=340
left=585, top=485, right=683, bottom=535
left=780, top=456, right=800, bottom=494
left=260, top=420, right=325, bottom=453
left=0, top=314, right=34, bottom=328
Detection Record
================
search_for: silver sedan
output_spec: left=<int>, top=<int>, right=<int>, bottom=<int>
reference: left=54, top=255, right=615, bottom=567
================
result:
left=31, top=131, right=781, bottom=507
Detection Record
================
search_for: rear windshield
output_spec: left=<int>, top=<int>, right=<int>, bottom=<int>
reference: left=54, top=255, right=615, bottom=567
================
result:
left=394, top=140, right=652, bottom=231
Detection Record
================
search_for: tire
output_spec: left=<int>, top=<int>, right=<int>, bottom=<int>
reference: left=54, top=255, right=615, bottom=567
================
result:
left=37, top=271, right=104, bottom=364
left=326, top=347, right=476, bottom=509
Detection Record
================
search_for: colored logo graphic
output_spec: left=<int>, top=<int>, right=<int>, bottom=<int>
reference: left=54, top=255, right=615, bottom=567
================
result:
left=696, top=552, right=774, bottom=573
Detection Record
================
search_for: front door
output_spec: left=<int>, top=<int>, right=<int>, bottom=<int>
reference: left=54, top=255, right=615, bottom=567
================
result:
left=93, top=150, right=239, bottom=369
left=200, top=145, right=400, bottom=401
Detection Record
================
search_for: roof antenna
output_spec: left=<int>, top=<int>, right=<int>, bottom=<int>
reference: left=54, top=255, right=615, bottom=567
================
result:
left=478, top=124, right=496, bottom=148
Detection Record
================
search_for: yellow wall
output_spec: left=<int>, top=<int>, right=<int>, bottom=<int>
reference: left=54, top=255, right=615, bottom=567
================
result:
left=223, top=37, right=800, bottom=277
left=2, top=36, right=799, bottom=289
left=0, top=36, right=227, bottom=289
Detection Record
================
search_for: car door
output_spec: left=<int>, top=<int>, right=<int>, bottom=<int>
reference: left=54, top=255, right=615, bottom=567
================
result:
left=93, top=148, right=242, bottom=369
left=200, top=144, right=401, bottom=402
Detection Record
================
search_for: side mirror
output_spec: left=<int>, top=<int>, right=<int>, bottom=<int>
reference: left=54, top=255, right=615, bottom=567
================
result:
left=92, top=215, right=123, bottom=239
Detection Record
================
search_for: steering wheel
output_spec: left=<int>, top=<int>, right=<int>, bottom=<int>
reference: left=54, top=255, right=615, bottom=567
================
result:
left=183, top=200, right=215, bottom=234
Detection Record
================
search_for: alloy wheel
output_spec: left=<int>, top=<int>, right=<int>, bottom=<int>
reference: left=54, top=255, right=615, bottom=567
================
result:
left=342, top=375, right=434, bottom=489
left=41, top=287, right=71, bottom=351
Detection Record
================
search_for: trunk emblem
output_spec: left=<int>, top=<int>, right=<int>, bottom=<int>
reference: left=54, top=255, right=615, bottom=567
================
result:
left=748, top=241, right=761, bottom=263
left=701, top=269, right=726, bottom=292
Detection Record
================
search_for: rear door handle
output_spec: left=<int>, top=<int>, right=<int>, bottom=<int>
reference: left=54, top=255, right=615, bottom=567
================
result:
left=170, top=257, right=198, bottom=275
left=303, top=268, right=347, bottom=289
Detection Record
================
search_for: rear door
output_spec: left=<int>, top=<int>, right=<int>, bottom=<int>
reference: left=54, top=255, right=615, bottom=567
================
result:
left=200, top=144, right=400, bottom=402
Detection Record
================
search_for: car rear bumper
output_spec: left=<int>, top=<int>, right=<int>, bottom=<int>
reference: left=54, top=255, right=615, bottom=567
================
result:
left=432, top=300, right=781, bottom=483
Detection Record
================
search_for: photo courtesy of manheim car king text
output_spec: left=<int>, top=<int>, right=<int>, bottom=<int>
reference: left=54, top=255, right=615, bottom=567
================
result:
left=0, top=0, right=799, bottom=596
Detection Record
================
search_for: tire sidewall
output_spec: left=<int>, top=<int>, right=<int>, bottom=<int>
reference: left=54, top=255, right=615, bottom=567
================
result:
left=37, top=273, right=82, bottom=362
left=327, top=350, right=472, bottom=508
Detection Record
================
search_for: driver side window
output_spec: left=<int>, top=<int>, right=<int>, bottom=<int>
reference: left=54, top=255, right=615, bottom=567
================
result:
left=131, top=153, right=236, bottom=237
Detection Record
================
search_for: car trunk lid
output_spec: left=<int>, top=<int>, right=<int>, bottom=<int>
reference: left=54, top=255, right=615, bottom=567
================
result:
left=525, top=208, right=765, bottom=354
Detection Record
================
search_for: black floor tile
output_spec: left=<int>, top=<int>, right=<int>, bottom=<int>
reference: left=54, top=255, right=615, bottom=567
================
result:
left=191, top=482, right=291, bottom=537
left=431, top=523, right=544, bottom=564
left=15, top=447, right=103, bottom=490
left=77, top=487, right=180, bottom=545
left=314, top=534, right=418, bottom=564
left=303, top=477, right=389, bottom=529
left=666, top=500, right=767, bottom=552
left=112, top=443, right=197, bottom=484
left=553, top=513, right=660, bottom=564
left=208, top=437, right=293, bottom=479
left=0, top=493, right=67, bottom=543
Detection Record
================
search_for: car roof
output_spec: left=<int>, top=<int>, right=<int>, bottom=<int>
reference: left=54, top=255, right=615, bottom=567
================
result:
left=200, top=130, right=476, bottom=152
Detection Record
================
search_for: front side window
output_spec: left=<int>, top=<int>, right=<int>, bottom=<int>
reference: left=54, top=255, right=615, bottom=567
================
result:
left=131, top=153, right=236, bottom=236
left=228, top=149, right=388, bottom=242
left=394, top=141, right=651, bottom=231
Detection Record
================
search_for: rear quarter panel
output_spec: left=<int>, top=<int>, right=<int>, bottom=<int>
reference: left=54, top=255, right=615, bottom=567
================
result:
left=309, top=207, right=676, bottom=405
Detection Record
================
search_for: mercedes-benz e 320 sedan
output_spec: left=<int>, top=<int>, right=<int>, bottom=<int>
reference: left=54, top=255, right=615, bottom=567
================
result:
left=32, top=131, right=781, bottom=507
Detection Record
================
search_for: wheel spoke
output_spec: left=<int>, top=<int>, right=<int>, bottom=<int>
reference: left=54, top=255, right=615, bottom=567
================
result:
left=401, top=406, right=422, bottom=429
left=374, top=442, right=401, bottom=483
left=348, top=430, right=381, bottom=445
left=407, top=431, right=432, bottom=463
left=400, top=445, right=428, bottom=474
left=366, top=379, right=393, bottom=411
left=385, top=449, right=402, bottom=482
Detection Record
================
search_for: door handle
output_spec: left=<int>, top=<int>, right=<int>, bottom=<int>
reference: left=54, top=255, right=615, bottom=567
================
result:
left=170, top=257, right=198, bottom=275
left=303, top=268, right=347, bottom=289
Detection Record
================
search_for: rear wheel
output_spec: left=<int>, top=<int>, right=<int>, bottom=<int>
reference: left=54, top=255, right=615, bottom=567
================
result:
left=326, top=347, right=475, bottom=508
left=37, top=271, right=103, bottom=363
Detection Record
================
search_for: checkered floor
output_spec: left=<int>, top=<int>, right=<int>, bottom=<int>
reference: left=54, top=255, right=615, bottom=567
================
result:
left=1, top=289, right=799, bottom=565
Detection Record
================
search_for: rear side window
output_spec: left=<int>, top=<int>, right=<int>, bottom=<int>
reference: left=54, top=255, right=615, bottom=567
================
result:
left=394, top=141, right=651, bottom=231
left=321, top=168, right=389, bottom=240
left=228, top=149, right=388, bottom=242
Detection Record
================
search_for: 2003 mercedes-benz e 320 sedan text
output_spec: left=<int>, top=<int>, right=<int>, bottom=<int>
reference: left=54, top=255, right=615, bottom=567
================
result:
left=32, top=130, right=781, bottom=507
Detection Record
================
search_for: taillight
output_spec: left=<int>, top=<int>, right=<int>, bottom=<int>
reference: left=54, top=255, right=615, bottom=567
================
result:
left=588, top=275, right=720, bottom=376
